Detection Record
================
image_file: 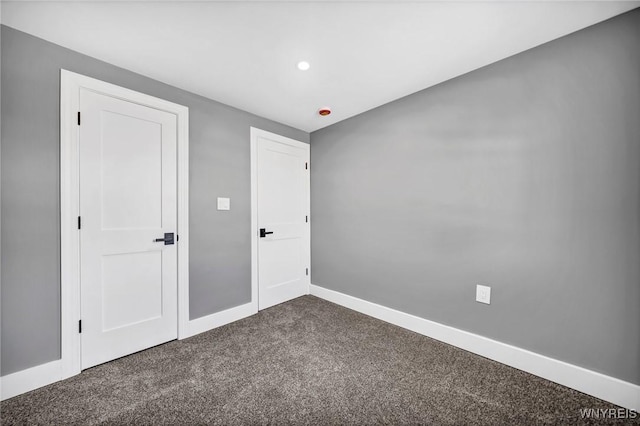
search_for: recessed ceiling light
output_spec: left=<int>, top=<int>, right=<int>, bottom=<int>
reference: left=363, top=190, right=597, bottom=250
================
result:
left=297, top=61, right=310, bottom=71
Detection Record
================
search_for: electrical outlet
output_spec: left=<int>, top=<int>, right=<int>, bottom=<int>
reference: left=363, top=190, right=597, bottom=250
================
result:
left=476, top=285, right=491, bottom=305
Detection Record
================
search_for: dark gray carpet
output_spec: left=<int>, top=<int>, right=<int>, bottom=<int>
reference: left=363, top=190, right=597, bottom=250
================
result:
left=1, top=296, right=635, bottom=425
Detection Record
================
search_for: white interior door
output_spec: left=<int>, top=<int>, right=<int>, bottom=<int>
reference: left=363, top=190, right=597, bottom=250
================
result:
left=79, top=88, right=178, bottom=369
left=255, top=130, right=310, bottom=310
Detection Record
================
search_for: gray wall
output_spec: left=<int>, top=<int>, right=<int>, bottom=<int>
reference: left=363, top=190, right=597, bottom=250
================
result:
left=311, top=9, right=640, bottom=385
left=0, top=25, right=309, bottom=376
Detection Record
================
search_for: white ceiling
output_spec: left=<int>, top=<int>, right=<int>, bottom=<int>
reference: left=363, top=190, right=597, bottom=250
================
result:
left=2, top=1, right=638, bottom=132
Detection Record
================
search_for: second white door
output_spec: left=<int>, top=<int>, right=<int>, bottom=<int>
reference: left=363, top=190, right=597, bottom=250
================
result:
left=80, top=88, right=178, bottom=369
left=254, top=129, right=310, bottom=310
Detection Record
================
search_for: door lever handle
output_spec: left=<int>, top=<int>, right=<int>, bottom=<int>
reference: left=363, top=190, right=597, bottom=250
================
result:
left=153, top=232, right=175, bottom=245
left=259, top=228, right=274, bottom=238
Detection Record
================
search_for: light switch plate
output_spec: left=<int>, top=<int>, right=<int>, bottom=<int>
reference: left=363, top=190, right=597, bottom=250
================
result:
left=476, top=285, right=491, bottom=304
left=217, top=197, right=230, bottom=211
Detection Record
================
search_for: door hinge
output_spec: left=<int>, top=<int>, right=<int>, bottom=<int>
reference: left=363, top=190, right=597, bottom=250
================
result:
left=77, top=216, right=81, bottom=230
left=305, top=162, right=308, bottom=170
left=177, top=234, right=179, bottom=242
left=305, top=215, right=308, bottom=223
left=78, top=320, right=82, bottom=333
left=77, top=111, right=81, bottom=126
left=306, top=268, right=309, bottom=276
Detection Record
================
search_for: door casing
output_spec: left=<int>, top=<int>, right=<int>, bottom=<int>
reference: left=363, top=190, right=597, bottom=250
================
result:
left=60, top=70, right=190, bottom=379
left=250, top=127, right=311, bottom=311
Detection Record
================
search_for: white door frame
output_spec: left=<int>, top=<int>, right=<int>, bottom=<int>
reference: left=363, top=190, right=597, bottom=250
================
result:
left=250, top=127, right=310, bottom=311
left=60, top=70, right=189, bottom=379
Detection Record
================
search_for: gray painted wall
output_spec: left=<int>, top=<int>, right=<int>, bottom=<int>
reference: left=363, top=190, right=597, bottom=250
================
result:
left=311, top=9, right=640, bottom=385
left=0, top=25, right=309, bottom=376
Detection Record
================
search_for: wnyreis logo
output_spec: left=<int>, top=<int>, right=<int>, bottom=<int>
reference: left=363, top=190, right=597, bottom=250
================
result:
left=579, top=408, right=638, bottom=420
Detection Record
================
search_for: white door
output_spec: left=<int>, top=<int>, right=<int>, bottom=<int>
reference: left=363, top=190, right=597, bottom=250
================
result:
left=79, top=88, right=178, bottom=369
left=254, top=129, right=310, bottom=310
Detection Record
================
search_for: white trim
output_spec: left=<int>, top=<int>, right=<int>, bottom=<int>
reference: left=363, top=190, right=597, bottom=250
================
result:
left=60, top=70, right=81, bottom=380
left=0, top=360, right=63, bottom=401
left=310, top=284, right=640, bottom=411
left=250, top=127, right=311, bottom=311
left=182, top=302, right=256, bottom=338
left=250, top=128, right=259, bottom=312
left=60, top=70, right=190, bottom=378
left=0, top=300, right=255, bottom=400
left=176, top=90, right=190, bottom=341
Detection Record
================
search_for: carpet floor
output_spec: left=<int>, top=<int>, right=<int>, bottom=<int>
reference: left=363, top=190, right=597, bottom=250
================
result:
left=0, top=296, right=635, bottom=425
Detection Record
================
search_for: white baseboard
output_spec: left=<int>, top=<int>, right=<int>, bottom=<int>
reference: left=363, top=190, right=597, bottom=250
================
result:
left=1, top=302, right=257, bottom=400
left=0, top=360, right=63, bottom=401
left=4, top=292, right=637, bottom=410
left=181, top=301, right=257, bottom=339
left=310, top=284, right=640, bottom=411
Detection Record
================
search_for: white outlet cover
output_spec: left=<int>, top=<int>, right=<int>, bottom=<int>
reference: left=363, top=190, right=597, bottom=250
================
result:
left=476, top=285, right=491, bottom=305
left=217, top=197, right=230, bottom=211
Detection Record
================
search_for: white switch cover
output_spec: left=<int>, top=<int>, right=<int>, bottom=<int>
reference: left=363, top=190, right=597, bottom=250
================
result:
left=217, top=197, right=230, bottom=211
left=476, top=285, right=491, bottom=304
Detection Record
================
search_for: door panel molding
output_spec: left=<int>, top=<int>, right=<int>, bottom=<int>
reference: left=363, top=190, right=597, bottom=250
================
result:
left=60, top=70, right=189, bottom=379
left=250, top=127, right=310, bottom=312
